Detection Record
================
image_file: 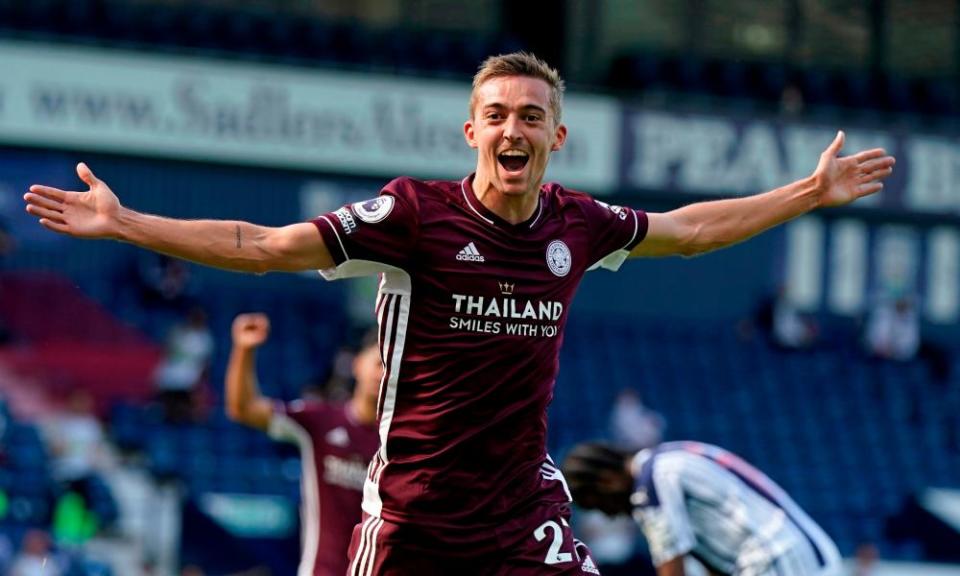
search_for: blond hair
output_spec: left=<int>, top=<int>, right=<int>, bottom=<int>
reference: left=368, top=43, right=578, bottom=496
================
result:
left=470, top=52, right=565, bottom=124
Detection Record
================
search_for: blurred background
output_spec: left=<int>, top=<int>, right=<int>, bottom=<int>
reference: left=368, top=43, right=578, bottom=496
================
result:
left=1, top=0, right=959, bottom=574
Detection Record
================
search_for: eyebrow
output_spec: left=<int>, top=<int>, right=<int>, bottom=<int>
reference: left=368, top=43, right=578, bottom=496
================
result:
left=482, top=103, right=548, bottom=115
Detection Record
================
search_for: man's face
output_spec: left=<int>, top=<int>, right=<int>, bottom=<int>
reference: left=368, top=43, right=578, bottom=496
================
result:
left=465, top=75, right=567, bottom=197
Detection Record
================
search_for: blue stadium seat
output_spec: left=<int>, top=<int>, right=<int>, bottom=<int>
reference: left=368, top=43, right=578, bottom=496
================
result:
left=552, top=315, right=960, bottom=562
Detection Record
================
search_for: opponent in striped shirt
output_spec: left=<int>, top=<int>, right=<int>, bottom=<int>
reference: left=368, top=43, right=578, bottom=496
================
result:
left=226, top=314, right=380, bottom=576
left=562, top=441, right=843, bottom=576
left=26, top=51, right=894, bottom=574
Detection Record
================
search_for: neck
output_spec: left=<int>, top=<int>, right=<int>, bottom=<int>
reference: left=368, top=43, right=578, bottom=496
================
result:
left=472, top=169, right=540, bottom=225
left=349, top=395, right=377, bottom=425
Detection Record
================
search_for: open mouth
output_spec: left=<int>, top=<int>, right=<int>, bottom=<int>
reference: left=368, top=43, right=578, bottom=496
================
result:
left=498, top=150, right=529, bottom=173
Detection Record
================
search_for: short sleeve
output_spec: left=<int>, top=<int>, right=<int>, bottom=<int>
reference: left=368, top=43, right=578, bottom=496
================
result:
left=580, top=199, right=648, bottom=272
left=311, top=177, right=421, bottom=280
left=632, top=464, right=696, bottom=566
left=268, top=399, right=325, bottom=444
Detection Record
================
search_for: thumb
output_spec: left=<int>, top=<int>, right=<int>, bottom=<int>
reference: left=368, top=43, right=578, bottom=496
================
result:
left=76, top=162, right=99, bottom=187
left=824, top=130, right=845, bottom=157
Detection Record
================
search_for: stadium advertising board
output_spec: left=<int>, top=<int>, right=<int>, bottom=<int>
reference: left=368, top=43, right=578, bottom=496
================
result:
left=0, top=40, right=618, bottom=191
left=621, top=108, right=960, bottom=215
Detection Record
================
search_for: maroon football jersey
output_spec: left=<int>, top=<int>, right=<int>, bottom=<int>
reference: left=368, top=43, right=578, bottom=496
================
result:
left=269, top=401, right=380, bottom=576
left=312, top=174, right=647, bottom=547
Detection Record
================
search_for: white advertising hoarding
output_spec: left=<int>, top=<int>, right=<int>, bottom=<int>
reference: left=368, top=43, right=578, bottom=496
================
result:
left=0, top=40, right=619, bottom=191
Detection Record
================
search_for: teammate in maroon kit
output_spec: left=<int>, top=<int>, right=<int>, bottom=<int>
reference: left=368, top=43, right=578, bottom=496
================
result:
left=25, top=52, right=894, bottom=574
left=226, top=313, right=380, bottom=576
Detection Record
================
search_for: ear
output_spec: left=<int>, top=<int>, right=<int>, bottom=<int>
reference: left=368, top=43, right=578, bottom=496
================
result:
left=464, top=119, right=478, bottom=149
left=551, top=123, right=568, bottom=152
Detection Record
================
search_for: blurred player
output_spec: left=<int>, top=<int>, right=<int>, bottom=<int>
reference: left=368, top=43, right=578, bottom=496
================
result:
left=562, top=441, right=843, bottom=576
left=25, top=52, right=894, bottom=574
left=226, top=313, right=380, bottom=576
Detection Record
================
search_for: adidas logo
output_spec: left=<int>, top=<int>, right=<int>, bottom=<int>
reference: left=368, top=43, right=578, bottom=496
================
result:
left=325, top=426, right=350, bottom=447
left=456, top=242, right=485, bottom=263
left=580, top=555, right=600, bottom=574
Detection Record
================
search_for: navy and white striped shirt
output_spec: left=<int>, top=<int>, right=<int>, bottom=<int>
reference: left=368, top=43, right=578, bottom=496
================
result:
left=630, top=441, right=841, bottom=575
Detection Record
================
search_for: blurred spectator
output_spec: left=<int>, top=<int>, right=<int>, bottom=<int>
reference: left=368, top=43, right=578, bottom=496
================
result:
left=43, top=390, right=118, bottom=536
left=134, top=253, right=193, bottom=312
left=852, top=542, right=879, bottom=575
left=864, top=296, right=919, bottom=361
left=780, top=83, right=805, bottom=116
left=609, top=388, right=666, bottom=451
left=773, top=292, right=818, bottom=350
left=10, top=530, right=63, bottom=576
left=754, top=286, right=818, bottom=350
left=154, top=306, right=214, bottom=423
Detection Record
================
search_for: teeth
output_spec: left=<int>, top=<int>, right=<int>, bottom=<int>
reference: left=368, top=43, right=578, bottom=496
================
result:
left=500, top=150, right=528, bottom=157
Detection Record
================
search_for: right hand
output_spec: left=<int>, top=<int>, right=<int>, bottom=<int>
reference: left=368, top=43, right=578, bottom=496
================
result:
left=232, top=313, right=270, bottom=349
left=24, top=163, right=121, bottom=239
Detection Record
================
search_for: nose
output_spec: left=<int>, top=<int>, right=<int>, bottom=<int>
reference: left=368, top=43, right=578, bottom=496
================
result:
left=502, top=114, right=523, bottom=142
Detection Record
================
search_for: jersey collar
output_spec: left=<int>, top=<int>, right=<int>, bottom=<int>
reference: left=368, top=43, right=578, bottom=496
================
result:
left=460, top=174, right=545, bottom=231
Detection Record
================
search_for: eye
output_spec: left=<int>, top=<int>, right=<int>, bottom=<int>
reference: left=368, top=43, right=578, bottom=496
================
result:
left=525, top=114, right=543, bottom=122
left=485, top=112, right=502, bottom=121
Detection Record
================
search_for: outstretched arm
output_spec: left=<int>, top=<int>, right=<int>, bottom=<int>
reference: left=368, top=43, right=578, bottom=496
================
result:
left=631, top=131, right=895, bottom=258
left=24, top=163, right=332, bottom=273
left=225, top=313, right=275, bottom=431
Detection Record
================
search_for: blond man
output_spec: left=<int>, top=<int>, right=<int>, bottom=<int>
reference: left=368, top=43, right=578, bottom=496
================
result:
left=25, top=52, right=893, bottom=574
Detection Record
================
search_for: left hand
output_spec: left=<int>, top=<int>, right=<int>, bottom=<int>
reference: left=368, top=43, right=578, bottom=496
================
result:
left=814, top=131, right=896, bottom=208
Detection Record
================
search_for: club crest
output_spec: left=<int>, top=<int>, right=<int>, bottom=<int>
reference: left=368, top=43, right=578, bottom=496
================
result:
left=546, top=240, right=572, bottom=277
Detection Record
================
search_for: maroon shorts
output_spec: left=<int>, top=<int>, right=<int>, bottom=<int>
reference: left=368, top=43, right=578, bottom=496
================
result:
left=346, top=502, right=601, bottom=575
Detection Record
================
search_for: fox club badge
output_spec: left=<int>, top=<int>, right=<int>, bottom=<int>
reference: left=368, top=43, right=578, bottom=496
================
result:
left=546, top=240, right=571, bottom=277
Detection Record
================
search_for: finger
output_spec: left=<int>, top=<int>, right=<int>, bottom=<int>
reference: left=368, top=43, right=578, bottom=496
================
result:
left=860, top=157, right=896, bottom=174
left=77, top=162, right=99, bottom=187
left=26, top=204, right=67, bottom=223
left=853, top=148, right=887, bottom=162
left=28, top=185, right=68, bottom=201
left=824, top=130, right=845, bottom=157
left=24, top=192, right=64, bottom=212
left=858, top=182, right=883, bottom=196
left=40, top=219, right=70, bottom=233
left=861, top=167, right=894, bottom=182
